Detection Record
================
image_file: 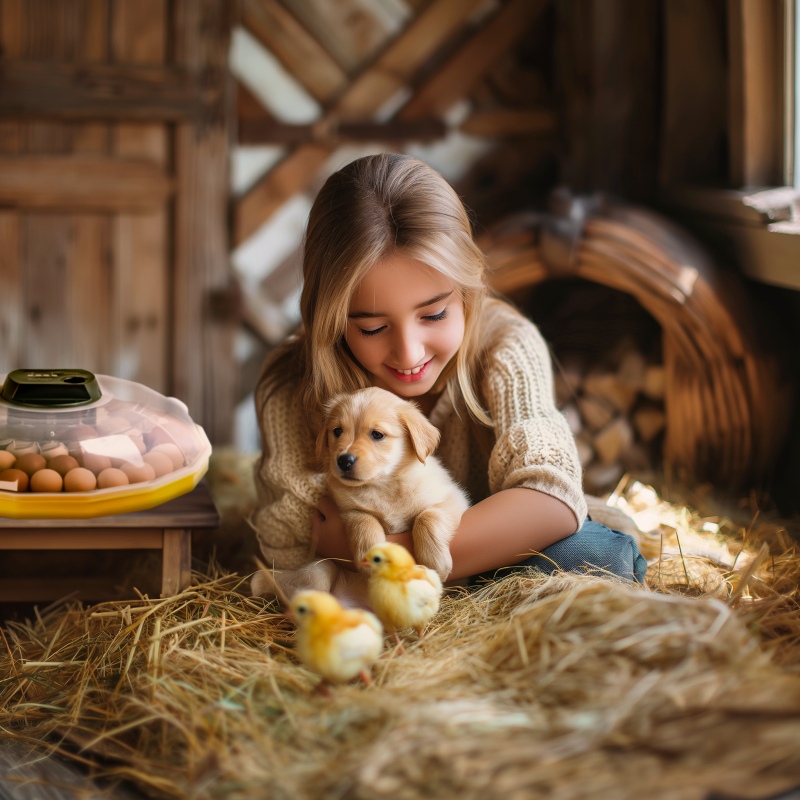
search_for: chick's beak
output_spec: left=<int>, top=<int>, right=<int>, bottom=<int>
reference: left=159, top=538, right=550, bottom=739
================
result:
left=358, top=557, right=370, bottom=569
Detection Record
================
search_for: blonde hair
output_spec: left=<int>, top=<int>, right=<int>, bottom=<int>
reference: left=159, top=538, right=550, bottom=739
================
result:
left=256, top=153, right=492, bottom=440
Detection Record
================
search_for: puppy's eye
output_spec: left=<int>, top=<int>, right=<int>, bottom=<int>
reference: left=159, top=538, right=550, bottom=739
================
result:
left=370, top=430, right=385, bottom=441
left=332, top=427, right=343, bottom=438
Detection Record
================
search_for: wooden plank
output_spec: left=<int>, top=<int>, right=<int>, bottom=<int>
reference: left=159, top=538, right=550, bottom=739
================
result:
left=459, top=107, right=557, bottom=137
left=233, top=0, right=486, bottom=243
left=19, top=214, right=72, bottom=368
left=555, top=0, right=659, bottom=196
left=0, top=529, right=164, bottom=549
left=70, top=214, right=114, bottom=374
left=286, top=0, right=397, bottom=73
left=659, top=0, right=727, bottom=186
left=112, top=0, right=170, bottom=394
left=0, top=155, right=174, bottom=210
left=0, top=578, right=134, bottom=602
left=336, top=0, right=488, bottom=117
left=161, top=529, right=192, bottom=595
left=0, top=61, right=213, bottom=120
left=398, top=0, right=550, bottom=120
left=727, top=0, right=782, bottom=186
left=239, top=117, right=446, bottom=144
left=241, top=0, right=348, bottom=104
left=234, top=144, right=329, bottom=244
left=172, top=0, right=236, bottom=445
left=0, top=211, right=22, bottom=375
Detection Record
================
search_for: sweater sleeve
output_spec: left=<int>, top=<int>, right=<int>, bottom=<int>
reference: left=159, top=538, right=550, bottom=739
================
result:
left=251, top=384, right=326, bottom=570
left=483, top=309, right=588, bottom=527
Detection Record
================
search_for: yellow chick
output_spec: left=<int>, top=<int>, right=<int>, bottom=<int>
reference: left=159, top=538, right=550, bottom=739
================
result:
left=289, top=590, right=384, bottom=689
left=360, top=542, right=443, bottom=651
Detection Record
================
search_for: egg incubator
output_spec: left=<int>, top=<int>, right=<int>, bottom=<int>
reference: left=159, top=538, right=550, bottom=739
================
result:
left=0, top=369, right=212, bottom=519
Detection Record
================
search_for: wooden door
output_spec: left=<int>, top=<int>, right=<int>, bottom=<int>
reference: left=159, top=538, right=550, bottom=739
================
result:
left=0, top=0, right=236, bottom=444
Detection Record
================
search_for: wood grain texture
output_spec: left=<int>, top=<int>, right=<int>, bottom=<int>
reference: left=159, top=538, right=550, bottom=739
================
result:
left=0, top=155, right=174, bottom=210
left=0, top=61, right=212, bottom=120
left=172, top=0, right=237, bottom=444
left=241, top=0, right=348, bottom=103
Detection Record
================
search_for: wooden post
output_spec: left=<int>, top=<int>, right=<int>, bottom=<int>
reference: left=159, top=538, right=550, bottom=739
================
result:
left=172, top=0, right=237, bottom=445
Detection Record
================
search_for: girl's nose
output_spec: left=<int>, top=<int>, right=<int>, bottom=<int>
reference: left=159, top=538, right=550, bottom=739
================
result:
left=391, top=330, right=425, bottom=368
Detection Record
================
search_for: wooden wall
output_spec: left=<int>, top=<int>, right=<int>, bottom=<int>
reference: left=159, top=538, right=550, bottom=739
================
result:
left=0, top=0, right=237, bottom=444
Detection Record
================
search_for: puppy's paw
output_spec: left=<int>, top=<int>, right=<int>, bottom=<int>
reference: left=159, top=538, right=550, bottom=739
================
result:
left=414, top=537, right=453, bottom=582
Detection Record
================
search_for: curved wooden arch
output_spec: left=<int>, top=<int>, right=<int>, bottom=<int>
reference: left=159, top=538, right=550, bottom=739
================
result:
left=480, top=200, right=792, bottom=489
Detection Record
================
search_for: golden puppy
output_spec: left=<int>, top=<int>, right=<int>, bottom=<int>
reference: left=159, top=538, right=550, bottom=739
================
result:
left=317, top=386, right=469, bottom=581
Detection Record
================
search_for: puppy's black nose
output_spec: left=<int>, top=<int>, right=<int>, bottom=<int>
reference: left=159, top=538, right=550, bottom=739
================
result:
left=337, top=454, right=356, bottom=472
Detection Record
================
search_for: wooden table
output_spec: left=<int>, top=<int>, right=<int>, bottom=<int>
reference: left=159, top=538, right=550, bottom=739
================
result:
left=0, top=481, right=220, bottom=602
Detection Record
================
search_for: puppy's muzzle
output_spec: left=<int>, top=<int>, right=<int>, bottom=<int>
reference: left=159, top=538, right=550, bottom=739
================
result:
left=337, top=453, right=356, bottom=474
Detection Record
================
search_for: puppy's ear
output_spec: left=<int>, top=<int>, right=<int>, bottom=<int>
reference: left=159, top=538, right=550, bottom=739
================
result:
left=314, top=395, right=340, bottom=468
left=399, top=403, right=440, bottom=463
left=314, top=423, right=329, bottom=468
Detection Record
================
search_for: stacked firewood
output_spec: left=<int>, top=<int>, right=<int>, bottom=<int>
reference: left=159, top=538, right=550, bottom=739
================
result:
left=553, top=340, right=665, bottom=495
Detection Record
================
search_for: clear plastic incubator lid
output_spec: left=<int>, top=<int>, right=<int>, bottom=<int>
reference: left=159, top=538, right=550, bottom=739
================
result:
left=0, top=369, right=212, bottom=519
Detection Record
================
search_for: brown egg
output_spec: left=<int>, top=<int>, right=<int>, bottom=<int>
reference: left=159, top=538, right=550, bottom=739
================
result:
left=142, top=451, right=174, bottom=478
left=69, top=424, right=98, bottom=441
left=97, top=414, right=131, bottom=436
left=81, top=453, right=112, bottom=475
left=97, top=467, right=130, bottom=489
left=0, top=451, right=16, bottom=471
left=150, top=443, right=184, bottom=470
left=15, top=453, right=47, bottom=477
left=121, top=462, right=156, bottom=484
left=30, top=468, right=64, bottom=493
left=41, top=442, right=69, bottom=461
left=0, top=468, right=29, bottom=492
left=64, top=467, right=97, bottom=492
left=48, top=454, right=80, bottom=477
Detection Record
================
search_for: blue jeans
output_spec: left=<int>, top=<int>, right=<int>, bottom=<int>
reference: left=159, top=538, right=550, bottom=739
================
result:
left=474, top=519, right=647, bottom=584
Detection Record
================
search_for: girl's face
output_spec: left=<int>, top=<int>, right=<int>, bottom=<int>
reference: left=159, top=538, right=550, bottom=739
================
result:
left=345, top=253, right=465, bottom=400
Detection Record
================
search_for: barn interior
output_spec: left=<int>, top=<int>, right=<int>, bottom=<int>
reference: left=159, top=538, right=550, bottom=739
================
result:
left=1, top=2, right=800, bottom=798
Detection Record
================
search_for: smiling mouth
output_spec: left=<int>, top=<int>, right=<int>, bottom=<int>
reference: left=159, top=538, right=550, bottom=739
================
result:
left=389, top=359, right=431, bottom=382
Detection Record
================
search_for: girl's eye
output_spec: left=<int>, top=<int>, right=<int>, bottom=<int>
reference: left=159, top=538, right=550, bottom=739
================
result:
left=332, top=427, right=343, bottom=438
left=422, top=308, right=447, bottom=323
left=359, top=325, right=386, bottom=337
left=370, top=430, right=385, bottom=441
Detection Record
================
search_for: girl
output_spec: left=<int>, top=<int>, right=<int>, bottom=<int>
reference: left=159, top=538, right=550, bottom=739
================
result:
left=251, top=153, right=646, bottom=597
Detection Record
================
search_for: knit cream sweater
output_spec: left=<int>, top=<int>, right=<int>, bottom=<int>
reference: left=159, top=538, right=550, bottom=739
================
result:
left=252, top=298, right=588, bottom=570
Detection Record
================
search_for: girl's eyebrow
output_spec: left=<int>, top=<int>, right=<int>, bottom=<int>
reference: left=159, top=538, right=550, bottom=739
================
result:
left=348, top=290, right=453, bottom=319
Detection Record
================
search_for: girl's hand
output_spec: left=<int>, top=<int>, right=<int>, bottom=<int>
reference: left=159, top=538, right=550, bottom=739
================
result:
left=312, top=496, right=353, bottom=565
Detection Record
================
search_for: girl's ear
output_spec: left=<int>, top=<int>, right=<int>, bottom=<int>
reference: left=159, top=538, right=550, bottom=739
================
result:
left=399, top=403, right=440, bottom=463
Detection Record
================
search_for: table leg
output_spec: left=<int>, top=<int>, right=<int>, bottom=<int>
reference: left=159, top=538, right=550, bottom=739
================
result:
left=162, top=529, right=192, bottom=596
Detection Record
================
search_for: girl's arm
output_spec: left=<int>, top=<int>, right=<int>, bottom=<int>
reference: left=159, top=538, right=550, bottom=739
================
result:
left=313, top=487, right=577, bottom=580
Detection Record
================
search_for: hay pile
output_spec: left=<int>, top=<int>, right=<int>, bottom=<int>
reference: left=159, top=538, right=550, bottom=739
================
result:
left=2, top=482, right=800, bottom=799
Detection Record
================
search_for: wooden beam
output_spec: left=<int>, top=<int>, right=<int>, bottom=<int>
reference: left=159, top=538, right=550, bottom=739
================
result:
left=727, top=0, right=783, bottom=186
left=459, top=107, right=557, bottom=138
left=233, top=0, right=494, bottom=243
left=398, top=0, right=550, bottom=120
left=0, top=60, right=215, bottom=121
left=172, top=0, right=237, bottom=446
left=238, top=117, right=447, bottom=144
left=241, top=0, right=347, bottom=104
left=0, top=155, right=174, bottom=211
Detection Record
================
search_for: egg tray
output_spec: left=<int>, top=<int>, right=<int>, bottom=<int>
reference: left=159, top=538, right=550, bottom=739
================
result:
left=0, top=371, right=212, bottom=519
